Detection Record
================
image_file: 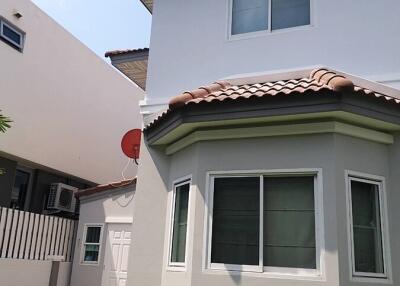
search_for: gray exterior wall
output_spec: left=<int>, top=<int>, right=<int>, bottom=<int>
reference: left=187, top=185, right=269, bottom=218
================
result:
left=128, top=133, right=397, bottom=286
left=70, top=187, right=135, bottom=286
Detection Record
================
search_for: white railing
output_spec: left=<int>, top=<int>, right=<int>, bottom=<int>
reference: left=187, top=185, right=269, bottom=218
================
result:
left=0, top=207, right=77, bottom=262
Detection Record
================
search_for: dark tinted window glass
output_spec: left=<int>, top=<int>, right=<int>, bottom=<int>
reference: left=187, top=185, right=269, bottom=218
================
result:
left=271, top=0, right=310, bottom=30
left=263, top=176, right=316, bottom=269
left=232, top=0, right=268, bottom=35
left=84, top=245, right=99, bottom=262
left=2, top=24, right=21, bottom=45
left=171, top=183, right=190, bottom=263
left=351, top=180, right=384, bottom=274
left=86, top=227, right=101, bottom=243
left=211, top=177, right=260, bottom=265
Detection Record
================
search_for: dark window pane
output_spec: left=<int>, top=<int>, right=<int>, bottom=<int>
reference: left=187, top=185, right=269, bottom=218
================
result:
left=84, top=244, right=99, bottom=262
left=86, top=227, right=101, bottom=243
left=171, top=183, right=190, bottom=263
left=271, top=0, right=310, bottom=30
left=211, top=177, right=260, bottom=265
left=351, top=180, right=384, bottom=274
left=263, top=176, right=316, bottom=269
left=10, top=170, right=30, bottom=209
left=232, top=0, right=268, bottom=35
left=2, top=24, right=21, bottom=45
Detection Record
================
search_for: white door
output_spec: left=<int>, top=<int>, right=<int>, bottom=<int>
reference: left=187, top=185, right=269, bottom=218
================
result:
left=102, top=224, right=132, bottom=286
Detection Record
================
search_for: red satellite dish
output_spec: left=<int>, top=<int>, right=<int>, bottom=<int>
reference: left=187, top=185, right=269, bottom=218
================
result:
left=121, top=129, right=142, bottom=160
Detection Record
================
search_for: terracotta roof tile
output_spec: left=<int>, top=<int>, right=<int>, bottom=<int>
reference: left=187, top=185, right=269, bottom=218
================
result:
left=105, top=48, right=149, bottom=58
left=75, top=178, right=136, bottom=198
left=145, top=68, right=400, bottom=131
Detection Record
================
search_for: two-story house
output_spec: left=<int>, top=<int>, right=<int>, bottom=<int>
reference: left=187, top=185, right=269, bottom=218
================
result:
left=108, top=1, right=400, bottom=286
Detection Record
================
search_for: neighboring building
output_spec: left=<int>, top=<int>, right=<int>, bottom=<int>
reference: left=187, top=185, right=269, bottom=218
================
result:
left=0, top=0, right=143, bottom=215
left=70, top=179, right=135, bottom=286
left=106, top=1, right=400, bottom=286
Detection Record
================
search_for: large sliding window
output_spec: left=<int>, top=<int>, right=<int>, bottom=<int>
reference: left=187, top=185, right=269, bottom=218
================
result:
left=230, top=0, right=311, bottom=36
left=168, top=179, right=191, bottom=268
left=346, top=173, right=391, bottom=281
left=208, top=171, right=322, bottom=275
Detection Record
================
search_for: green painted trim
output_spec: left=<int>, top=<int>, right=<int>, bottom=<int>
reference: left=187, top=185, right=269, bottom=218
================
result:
left=154, top=111, right=400, bottom=146
left=165, top=121, right=393, bottom=155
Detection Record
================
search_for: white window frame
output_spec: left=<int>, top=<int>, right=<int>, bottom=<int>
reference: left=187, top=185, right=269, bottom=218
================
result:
left=204, top=169, right=325, bottom=280
left=0, top=18, right=24, bottom=50
left=167, top=175, right=192, bottom=271
left=80, top=223, right=104, bottom=265
left=345, top=170, right=392, bottom=283
left=227, top=0, right=314, bottom=40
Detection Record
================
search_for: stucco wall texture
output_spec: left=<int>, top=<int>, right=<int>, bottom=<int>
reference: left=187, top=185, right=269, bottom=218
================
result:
left=128, top=133, right=398, bottom=286
left=0, top=0, right=143, bottom=184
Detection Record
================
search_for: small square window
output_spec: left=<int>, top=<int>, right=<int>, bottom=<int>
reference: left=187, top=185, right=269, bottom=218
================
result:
left=0, top=18, right=24, bottom=51
left=82, top=225, right=103, bottom=264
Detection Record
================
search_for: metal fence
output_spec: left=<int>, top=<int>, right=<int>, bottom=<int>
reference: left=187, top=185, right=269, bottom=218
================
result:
left=0, top=207, right=77, bottom=262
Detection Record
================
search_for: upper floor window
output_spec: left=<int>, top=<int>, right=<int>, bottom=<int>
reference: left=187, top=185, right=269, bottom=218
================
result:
left=0, top=17, right=25, bottom=51
left=230, top=0, right=311, bottom=36
left=207, top=170, right=323, bottom=276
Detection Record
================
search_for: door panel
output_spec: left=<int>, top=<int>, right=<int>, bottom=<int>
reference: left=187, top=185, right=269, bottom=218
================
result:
left=102, top=224, right=132, bottom=286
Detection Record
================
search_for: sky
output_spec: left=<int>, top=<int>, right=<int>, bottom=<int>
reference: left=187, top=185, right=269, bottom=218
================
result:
left=31, top=0, right=151, bottom=60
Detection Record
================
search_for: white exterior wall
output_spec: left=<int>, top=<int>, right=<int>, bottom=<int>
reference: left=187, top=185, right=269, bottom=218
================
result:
left=0, top=0, right=143, bottom=184
left=145, top=0, right=400, bottom=108
left=70, top=188, right=135, bottom=286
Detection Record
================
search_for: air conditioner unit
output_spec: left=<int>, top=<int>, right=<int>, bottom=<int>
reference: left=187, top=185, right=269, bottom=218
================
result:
left=47, top=183, right=78, bottom=213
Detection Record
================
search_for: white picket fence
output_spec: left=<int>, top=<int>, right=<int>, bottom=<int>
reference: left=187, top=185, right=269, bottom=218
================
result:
left=0, top=207, right=77, bottom=262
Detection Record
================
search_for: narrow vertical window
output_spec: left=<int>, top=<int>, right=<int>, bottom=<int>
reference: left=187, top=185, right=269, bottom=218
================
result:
left=170, top=180, right=190, bottom=265
left=82, top=225, right=103, bottom=264
left=348, top=176, right=389, bottom=279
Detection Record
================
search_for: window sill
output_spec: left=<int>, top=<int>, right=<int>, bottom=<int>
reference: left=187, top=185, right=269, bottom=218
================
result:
left=204, top=267, right=324, bottom=281
left=80, top=261, right=100, bottom=266
left=166, top=265, right=187, bottom=272
left=351, top=276, right=392, bottom=284
left=227, top=24, right=314, bottom=43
